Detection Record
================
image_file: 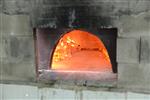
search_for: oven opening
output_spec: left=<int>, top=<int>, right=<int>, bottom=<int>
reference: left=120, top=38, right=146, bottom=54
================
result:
left=35, top=28, right=117, bottom=81
left=51, top=30, right=112, bottom=73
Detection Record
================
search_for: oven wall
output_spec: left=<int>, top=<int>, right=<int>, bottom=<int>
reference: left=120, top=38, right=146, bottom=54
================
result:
left=0, top=0, right=150, bottom=96
left=1, top=84, right=150, bottom=100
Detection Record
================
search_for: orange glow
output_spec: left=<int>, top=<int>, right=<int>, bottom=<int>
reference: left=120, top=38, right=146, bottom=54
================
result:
left=51, top=30, right=112, bottom=72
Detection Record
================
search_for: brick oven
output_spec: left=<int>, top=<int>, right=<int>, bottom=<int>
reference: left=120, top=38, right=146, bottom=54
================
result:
left=32, top=1, right=150, bottom=90
left=32, top=2, right=120, bottom=83
left=34, top=28, right=117, bottom=82
left=1, top=0, right=150, bottom=98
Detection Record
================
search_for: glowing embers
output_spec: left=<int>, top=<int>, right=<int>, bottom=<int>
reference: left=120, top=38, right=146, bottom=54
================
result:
left=51, top=30, right=112, bottom=72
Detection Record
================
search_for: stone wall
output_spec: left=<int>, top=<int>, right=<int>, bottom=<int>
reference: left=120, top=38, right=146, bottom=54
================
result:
left=0, top=0, right=150, bottom=95
left=114, top=4, right=150, bottom=91
left=0, top=13, right=36, bottom=82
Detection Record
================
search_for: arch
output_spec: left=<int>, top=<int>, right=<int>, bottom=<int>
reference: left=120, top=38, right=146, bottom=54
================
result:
left=50, top=30, right=112, bottom=72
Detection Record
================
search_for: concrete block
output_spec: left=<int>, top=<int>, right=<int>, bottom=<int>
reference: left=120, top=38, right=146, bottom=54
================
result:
left=2, top=84, right=39, bottom=100
left=127, top=92, right=150, bottom=100
left=118, top=63, right=150, bottom=90
left=1, top=62, right=36, bottom=82
left=117, top=38, right=140, bottom=63
left=0, top=35, right=36, bottom=82
left=0, top=13, right=32, bottom=36
left=3, top=0, right=31, bottom=14
left=39, top=88, right=75, bottom=100
left=1, top=36, right=34, bottom=63
left=115, top=11, right=150, bottom=37
left=128, top=0, right=150, bottom=14
left=140, top=36, right=150, bottom=63
left=83, top=90, right=125, bottom=100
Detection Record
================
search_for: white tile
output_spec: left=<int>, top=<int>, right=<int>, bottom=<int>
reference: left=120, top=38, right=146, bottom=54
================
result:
left=3, top=84, right=39, bottom=100
left=118, top=63, right=150, bottom=90
left=83, top=90, right=125, bottom=100
left=39, top=88, right=75, bottom=100
left=0, top=84, right=4, bottom=100
left=127, top=92, right=150, bottom=100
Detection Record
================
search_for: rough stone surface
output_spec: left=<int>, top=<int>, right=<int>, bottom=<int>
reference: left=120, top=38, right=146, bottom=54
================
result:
left=115, top=11, right=150, bottom=37
left=2, top=0, right=150, bottom=31
left=3, top=0, right=31, bottom=14
left=1, top=36, right=34, bottom=63
left=1, top=0, right=150, bottom=28
left=0, top=13, right=32, bottom=36
left=140, top=36, right=150, bottom=63
left=118, top=63, right=150, bottom=90
left=0, top=36, right=36, bottom=82
left=31, top=0, right=150, bottom=28
left=117, top=38, right=140, bottom=63
left=1, top=62, right=36, bottom=82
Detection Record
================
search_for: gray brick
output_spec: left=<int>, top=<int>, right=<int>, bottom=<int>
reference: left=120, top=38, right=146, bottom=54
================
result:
left=116, top=12, right=150, bottom=37
left=117, top=38, right=140, bottom=63
left=3, top=0, right=31, bottom=14
left=0, top=36, right=36, bottom=82
left=140, top=36, right=150, bottom=63
left=1, top=35, right=34, bottom=63
left=1, top=62, right=36, bottom=82
left=129, top=0, right=150, bottom=13
left=118, top=63, right=150, bottom=90
left=0, top=14, right=32, bottom=36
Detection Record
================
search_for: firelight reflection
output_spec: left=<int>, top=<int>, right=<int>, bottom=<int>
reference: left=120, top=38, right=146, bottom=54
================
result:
left=51, top=30, right=112, bottom=72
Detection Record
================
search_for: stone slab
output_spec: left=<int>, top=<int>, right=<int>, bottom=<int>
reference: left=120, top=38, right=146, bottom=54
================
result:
left=127, top=92, right=150, bottom=100
left=0, top=35, right=36, bottom=82
left=1, top=62, right=36, bottom=82
left=3, top=0, right=31, bottom=14
left=39, top=88, right=75, bottom=100
left=2, top=84, right=38, bottom=100
left=117, top=38, right=140, bottom=63
left=115, top=12, right=150, bottom=37
left=118, top=63, right=150, bottom=91
left=83, top=90, right=126, bottom=100
left=0, top=14, right=32, bottom=36
left=1, top=35, right=34, bottom=63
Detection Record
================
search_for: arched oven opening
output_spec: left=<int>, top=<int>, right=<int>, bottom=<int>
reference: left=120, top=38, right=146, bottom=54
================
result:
left=34, top=28, right=117, bottom=81
left=50, top=30, right=112, bottom=73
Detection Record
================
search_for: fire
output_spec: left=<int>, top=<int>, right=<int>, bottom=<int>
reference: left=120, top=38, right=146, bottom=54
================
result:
left=52, top=36, right=78, bottom=62
left=51, top=30, right=112, bottom=72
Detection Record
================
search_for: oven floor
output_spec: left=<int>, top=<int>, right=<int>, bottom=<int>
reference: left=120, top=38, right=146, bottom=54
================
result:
left=52, top=51, right=112, bottom=72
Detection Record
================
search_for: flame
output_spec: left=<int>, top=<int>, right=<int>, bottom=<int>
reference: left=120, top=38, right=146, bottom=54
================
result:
left=51, top=30, right=112, bottom=72
left=52, top=36, right=77, bottom=62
